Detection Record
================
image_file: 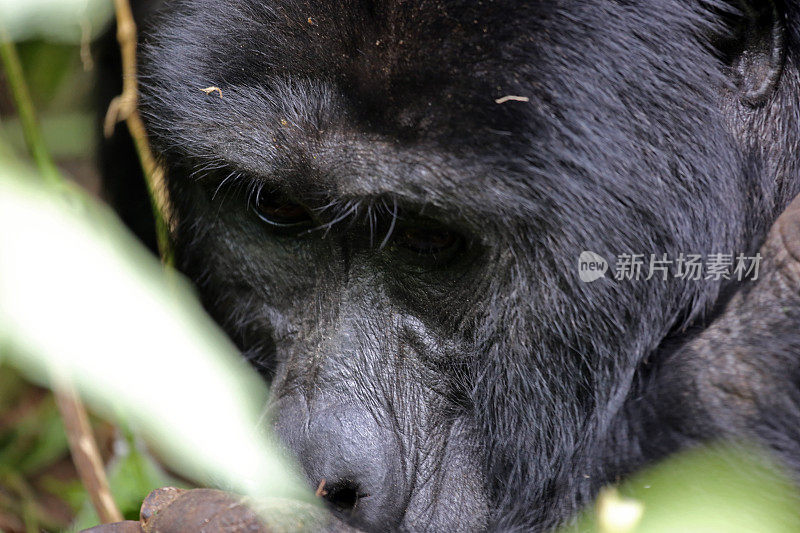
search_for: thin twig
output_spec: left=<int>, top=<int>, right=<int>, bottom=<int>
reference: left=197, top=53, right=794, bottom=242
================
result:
left=0, top=28, right=62, bottom=185
left=80, top=19, right=95, bottom=72
left=494, top=95, right=530, bottom=104
left=53, top=381, right=123, bottom=524
left=105, top=0, right=174, bottom=264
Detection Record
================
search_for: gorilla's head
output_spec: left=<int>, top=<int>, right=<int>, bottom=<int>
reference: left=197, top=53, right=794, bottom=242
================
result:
left=140, top=0, right=800, bottom=529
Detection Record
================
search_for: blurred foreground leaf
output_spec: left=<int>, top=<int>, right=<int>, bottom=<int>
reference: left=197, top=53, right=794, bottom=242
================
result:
left=0, top=0, right=113, bottom=43
left=0, top=160, right=310, bottom=507
left=574, top=444, right=800, bottom=533
left=0, top=112, right=94, bottom=160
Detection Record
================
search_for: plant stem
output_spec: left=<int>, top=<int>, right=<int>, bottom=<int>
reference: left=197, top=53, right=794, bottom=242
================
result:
left=0, top=30, right=62, bottom=185
left=54, top=381, right=124, bottom=524
left=105, top=0, right=174, bottom=265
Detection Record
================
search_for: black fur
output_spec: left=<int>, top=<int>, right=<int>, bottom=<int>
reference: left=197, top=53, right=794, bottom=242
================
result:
left=136, top=1, right=800, bottom=530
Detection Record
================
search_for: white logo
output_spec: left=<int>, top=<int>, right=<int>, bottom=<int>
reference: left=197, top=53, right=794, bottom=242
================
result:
left=579, top=251, right=608, bottom=283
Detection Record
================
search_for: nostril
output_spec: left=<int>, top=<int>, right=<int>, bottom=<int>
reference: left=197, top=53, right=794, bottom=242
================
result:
left=318, top=479, right=369, bottom=514
left=272, top=399, right=403, bottom=526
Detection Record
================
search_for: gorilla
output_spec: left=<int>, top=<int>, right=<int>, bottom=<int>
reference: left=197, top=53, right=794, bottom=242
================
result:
left=130, top=0, right=800, bottom=530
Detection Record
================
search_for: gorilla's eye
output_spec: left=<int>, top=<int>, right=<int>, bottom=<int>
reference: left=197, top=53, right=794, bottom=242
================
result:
left=395, top=226, right=461, bottom=255
left=252, top=192, right=312, bottom=228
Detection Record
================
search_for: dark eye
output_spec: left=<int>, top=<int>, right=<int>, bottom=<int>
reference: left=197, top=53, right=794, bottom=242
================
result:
left=395, top=226, right=461, bottom=255
left=252, top=192, right=312, bottom=228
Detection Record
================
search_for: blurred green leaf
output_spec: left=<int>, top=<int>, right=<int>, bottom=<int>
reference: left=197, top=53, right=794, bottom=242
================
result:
left=0, top=397, right=68, bottom=476
left=16, top=41, right=82, bottom=106
left=0, top=160, right=311, bottom=506
left=0, top=0, right=113, bottom=44
left=572, top=444, right=800, bottom=533
left=0, top=112, right=94, bottom=159
left=0, top=364, right=29, bottom=412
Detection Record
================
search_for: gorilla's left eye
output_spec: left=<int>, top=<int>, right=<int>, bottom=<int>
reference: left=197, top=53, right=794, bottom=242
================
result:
left=252, top=192, right=313, bottom=228
left=395, top=226, right=461, bottom=255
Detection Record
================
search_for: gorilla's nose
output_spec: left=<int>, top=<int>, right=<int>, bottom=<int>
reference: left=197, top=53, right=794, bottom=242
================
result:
left=272, top=396, right=406, bottom=528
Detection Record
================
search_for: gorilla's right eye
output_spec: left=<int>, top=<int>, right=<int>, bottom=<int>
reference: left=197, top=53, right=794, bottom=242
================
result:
left=252, top=192, right=313, bottom=229
left=396, top=226, right=460, bottom=255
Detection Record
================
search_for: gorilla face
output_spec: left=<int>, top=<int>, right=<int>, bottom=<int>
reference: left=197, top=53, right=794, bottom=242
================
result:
left=140, top=0, right=799, bottom=530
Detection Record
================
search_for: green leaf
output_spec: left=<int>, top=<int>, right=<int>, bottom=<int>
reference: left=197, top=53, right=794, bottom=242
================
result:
left=572, top=444, right=800, bottom=533
left=0, top=160, right=310, bottom=506
left=15, top=41, right=80, bottom=105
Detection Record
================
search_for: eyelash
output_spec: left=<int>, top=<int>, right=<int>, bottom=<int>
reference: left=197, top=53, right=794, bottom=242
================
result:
left=205, top=168, right=465, bottom=259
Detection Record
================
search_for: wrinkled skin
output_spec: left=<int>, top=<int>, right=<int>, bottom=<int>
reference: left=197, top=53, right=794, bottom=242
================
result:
left=77, top=197, right=800, bottom=533
left=137, top=1, right=800, bottom=530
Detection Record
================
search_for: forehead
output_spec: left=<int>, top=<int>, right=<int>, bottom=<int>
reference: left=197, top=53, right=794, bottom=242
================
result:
left=142, top=0, right=718, bottom=219
left=165, top=0, right=561, bottom=139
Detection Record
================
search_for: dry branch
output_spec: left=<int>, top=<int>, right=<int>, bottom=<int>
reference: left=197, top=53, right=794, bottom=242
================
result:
left=104, top=0, right=173, bottom=264
left=54, top=381, right=123, bottom=524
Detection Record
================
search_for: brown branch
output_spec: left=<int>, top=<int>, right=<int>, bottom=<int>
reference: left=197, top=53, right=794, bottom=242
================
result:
left=104, top=0, right=173, bottom=264
left=53, top=382, right=123, bottom=524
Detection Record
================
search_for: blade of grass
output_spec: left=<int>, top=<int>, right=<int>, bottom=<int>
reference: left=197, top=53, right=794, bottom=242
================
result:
left=0, top=32, right=123, bottom=526
left=0, top=27, right=61, bottom=185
